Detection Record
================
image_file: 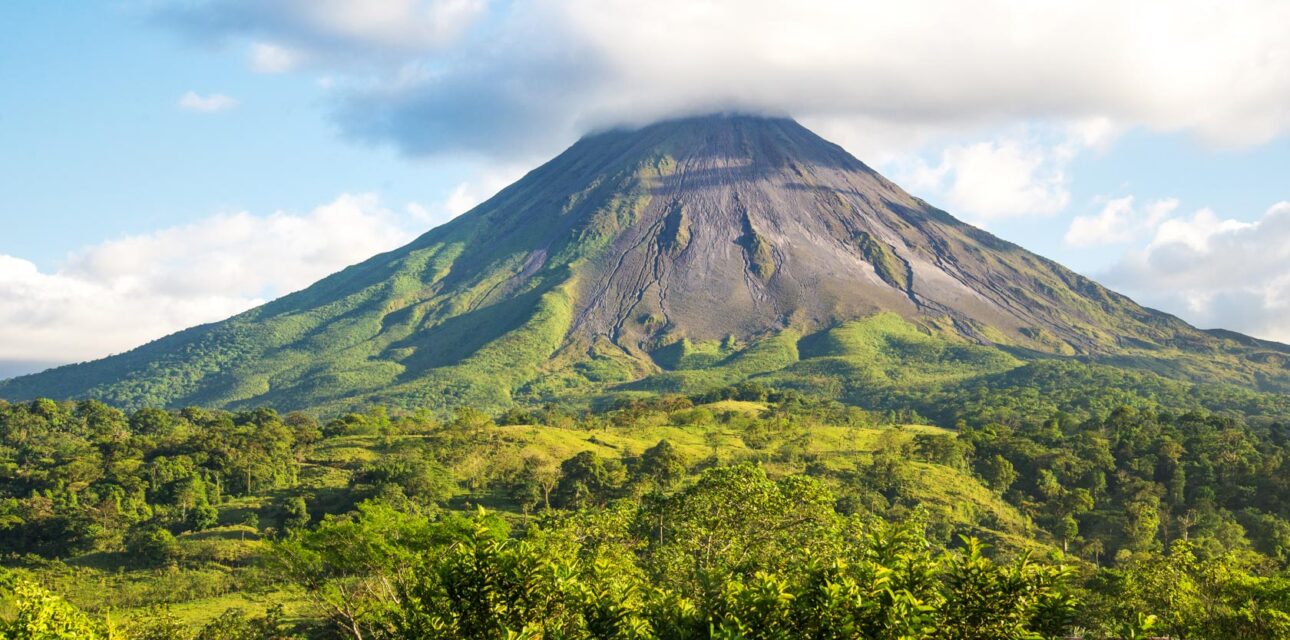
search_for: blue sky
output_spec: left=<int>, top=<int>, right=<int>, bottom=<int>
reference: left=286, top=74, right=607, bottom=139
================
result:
left=1, top=3, right=485, bottom=270
left=2, top=1, right=1289, bottom=376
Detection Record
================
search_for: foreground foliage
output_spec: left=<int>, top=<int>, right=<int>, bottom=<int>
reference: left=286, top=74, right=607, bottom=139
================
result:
left=1, top=389, right=1289, bottom=638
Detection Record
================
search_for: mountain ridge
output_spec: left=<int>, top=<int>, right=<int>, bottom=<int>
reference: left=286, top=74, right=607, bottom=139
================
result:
left=3, top=114, right=1288, bottom=411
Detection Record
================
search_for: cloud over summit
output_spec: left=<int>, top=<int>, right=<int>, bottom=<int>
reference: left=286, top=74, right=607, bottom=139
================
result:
left=161, top=0, right=1290, bottom=159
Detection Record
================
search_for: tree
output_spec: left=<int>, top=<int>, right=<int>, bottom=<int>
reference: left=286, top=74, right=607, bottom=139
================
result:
left=1082, top=538, right=1106, bottom=567
left=634, top=439, right=686, bottom=490
left=125, top=524, right=180, bottom=567
left=979, top=454, right=1017, bottom=494
left=495, top=407, right=533, bottom=426
left=936, top=537, right=1076, bottom=640
left=448, top=407, right=494, bottom=434
left=354, top=453, right=455, bottom=508
left=644, top=464, right=836, bottom=603
left=280, top=495, right=310, bottom=532
left=393, top=520, right=648, bottom=639
left=514, top=451, right=560, bottom=513
left=284, top=411, right=322, bottom=447
left=0, top=579, right=110, bottom=639
left=193, top=606, right=295, bottom=640
left=913, top=434, right=971, bottom=469
left=1125, top=498, right=1161, bottom=552
left=552, top=451, right=624, bottom=509
left=122, top=606, right=190, bottom=640
left=269, top=502, right=501, bottom=639
left=189, top=502, right=219, bottom=532
left=129, top=407, right=174, bottom=438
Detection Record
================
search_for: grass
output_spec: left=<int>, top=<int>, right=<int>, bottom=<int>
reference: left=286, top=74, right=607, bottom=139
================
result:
left=623, top=330, right=802, bottom=395
left=124, top=590, right=311, bottom=629
left=699, top=400, right=769, bottom=415
left=616, top=314, right=1021, bottom=404
left=854, top=231, right=910, bottom=290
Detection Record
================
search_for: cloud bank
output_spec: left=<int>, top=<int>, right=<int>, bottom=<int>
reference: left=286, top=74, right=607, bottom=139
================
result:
left=1065, top=196, right=1180, bottom=247
left=0, top=194, right=423, bottom=369
left=1101, top=202, right=1290, bottom=342
left=162, top=0, right=1290, bottom=160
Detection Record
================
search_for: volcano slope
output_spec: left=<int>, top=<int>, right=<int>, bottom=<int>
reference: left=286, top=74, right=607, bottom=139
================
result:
left=3, top=114, right=1288, bottom=412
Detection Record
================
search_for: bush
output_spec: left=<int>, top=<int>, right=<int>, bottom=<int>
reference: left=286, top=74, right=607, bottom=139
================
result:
left=125, top=524, right=180, bottom=567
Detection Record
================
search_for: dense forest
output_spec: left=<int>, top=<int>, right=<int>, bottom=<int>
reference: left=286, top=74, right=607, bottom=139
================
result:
left=1, top=377, right=1290, bottom=638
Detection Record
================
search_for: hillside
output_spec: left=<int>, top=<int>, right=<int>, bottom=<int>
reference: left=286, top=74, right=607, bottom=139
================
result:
left=0, top=397, right=1036, bottom=631
left=4, top=390, right=1290, bottom=638
left=3, top=114, right=1288, bottom=412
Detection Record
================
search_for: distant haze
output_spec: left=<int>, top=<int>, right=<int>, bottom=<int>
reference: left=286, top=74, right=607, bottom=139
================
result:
left=0, top=361, right=59, bottom=381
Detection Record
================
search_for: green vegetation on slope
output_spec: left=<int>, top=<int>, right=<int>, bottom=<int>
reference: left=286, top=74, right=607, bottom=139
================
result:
left=853, top=231, right=910, bottom=290
left=0, top=131, right=666, bottom=414
left=617, top=313, right=1019, bottom=404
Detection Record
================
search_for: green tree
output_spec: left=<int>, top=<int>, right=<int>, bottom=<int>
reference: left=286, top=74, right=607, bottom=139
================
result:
left=270, top=502, right=502, bottom=639
left=280, top=495, right=310, bottom=532
left=448, top=407, right=494, bottom=434
left=935, top=538, right=1075, bottom=640
left=0, top=579, right=110, bottom=640
left=979, top=454, right=1017, bottom=494
left=194, top=606, right=295, bottom=640
left=644, top=464, right=836, bottom=603
left=552, top=451, right=624, bottom=509
left=125, top=524, right=180, bottom=567
left=634, top=439, right=687, bottom=490
left=354, top=453, right=455, bottom=507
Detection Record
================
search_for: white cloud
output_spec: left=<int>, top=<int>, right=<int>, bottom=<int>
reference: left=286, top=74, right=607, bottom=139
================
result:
left=250, top=42, right=305, bottom=73
left=404, top=165, right=532, bottom=226
left=1102, top=202, right=1290, bottom=342
left=884, top=126, right=1093, bottom=221
left=443, top=165, right=529, bottom=216
left=930, top=138, right=1069, bottom=220
left=0, top=194, right=420, bottom=364
left=160, top=1, right=1290, bottom=158
left=1148, top=209, right=1255, bottom=253
left=1065, top=196, right=1179, bottom=247
left=177, top=91, right=240, bottom=112
left=277, top=0, right=487, bottom=51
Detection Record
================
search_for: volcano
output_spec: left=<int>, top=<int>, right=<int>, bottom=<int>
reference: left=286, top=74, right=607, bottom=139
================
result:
left=4, top=114, right=1287, bottom=412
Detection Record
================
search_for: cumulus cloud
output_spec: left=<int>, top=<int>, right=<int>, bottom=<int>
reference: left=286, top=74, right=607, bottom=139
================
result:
left=889, top=127, right=1085, bottom=221
left=443, top=166, right=528, bottom=215
left=0, top=194, right=422, bottom=366
left=178, top=91, right=239, bottom=112
left=159, top=0, right=1290, bottom=158
left=1102, top=202, right=1290, bottom=342
left=1065, top=196, right=1180, bottom=247
left=249, top=42, right=305, bottom=73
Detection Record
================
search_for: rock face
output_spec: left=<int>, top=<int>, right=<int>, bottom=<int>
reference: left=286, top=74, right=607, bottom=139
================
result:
left=560, top=116, right=1168, bottom=356
left=2, top=114, right=1284, bottom=411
